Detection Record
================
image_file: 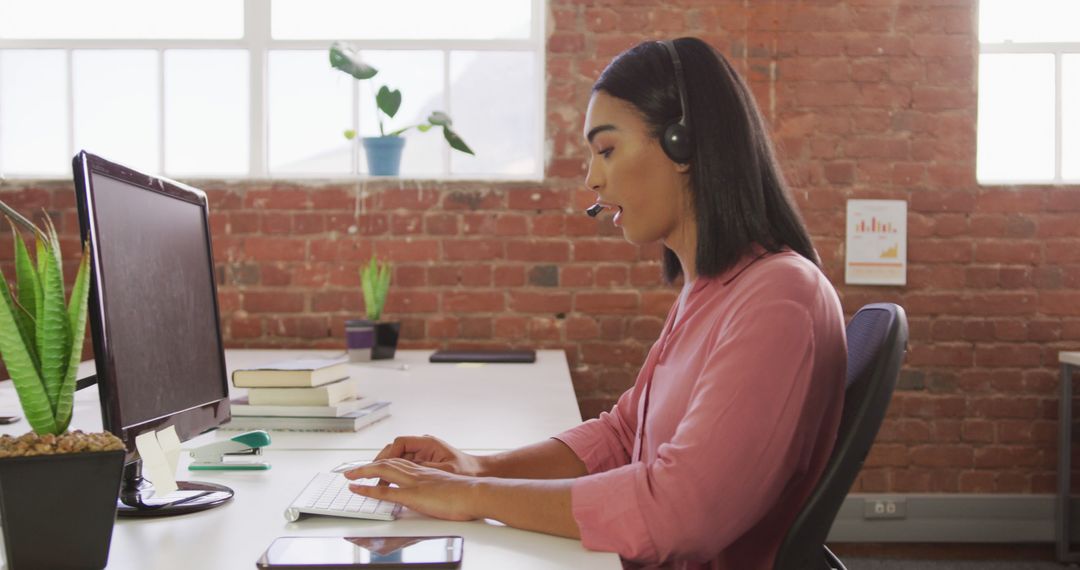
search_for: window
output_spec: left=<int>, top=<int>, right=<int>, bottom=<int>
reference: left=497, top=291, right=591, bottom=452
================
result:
left=0, top=0, right=544, bottom=179
left=978, top=0, right=1080, bottom=183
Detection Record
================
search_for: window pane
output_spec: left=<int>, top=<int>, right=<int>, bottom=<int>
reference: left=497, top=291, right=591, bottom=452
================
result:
left=73, top=50, right=159, bottom=173
left=450, top=51, right=539, bottom=177
left=0, top=0, right=243, bottom=39
left=272, top=0, right=531, bottom=40
left=1065, top=55, right=1080, bottom=180
left=164, top=50, right=249, bottom=176
left=977, top=53, right=1055, bottom=183
left=979, top=0, right=1080, bottom=43
left=357, top=50, right=444, bottom=176
left=0, top=50, right=68, bottom=176
left=268, top=50, right=351, bottom=175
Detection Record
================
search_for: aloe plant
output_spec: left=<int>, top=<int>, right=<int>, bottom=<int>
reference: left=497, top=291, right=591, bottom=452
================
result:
left=360, top=256, right=392, bottom=322
left=0, top=201, right=90, bottom=436
left=330, top=42, right=474, bottom=155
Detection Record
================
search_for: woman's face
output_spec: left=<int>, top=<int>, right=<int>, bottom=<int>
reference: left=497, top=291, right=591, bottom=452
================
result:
left=583, top=91, right=691, bottom=248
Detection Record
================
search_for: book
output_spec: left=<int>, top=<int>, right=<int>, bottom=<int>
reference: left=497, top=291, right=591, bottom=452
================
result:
left=222, top=401, right=391, bottom=432
left=231, top=357, right=350, bottom=388
left=229, top=396, right=371, bottom=418
left=246, top=377, right=361, bottom=406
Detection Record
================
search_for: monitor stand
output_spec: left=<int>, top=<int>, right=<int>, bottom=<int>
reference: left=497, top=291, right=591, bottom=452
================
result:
left=116, top=461, right=233, bottom=518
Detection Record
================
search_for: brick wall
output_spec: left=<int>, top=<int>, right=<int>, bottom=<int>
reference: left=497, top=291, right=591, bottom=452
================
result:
left=1, top=0, right=1076, bottom=494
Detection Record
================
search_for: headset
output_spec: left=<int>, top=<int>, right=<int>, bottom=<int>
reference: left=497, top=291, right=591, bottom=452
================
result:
left=658, top=40, right=693, bottom=163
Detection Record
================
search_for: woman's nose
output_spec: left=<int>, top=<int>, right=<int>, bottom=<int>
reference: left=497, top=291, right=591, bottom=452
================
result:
left=584, top=162, right=602, bottom=191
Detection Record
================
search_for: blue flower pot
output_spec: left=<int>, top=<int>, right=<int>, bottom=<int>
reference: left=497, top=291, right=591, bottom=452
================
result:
left=362, top=136, right=406, bottom=176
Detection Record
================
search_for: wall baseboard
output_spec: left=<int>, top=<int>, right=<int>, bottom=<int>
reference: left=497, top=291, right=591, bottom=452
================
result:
left=828, top=494, right=1055, bottom=542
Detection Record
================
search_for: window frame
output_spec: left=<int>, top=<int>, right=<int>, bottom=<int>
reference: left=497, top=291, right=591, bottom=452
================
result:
left=978, top=4, right=1080, bottom=185
left=0, top=0, right=546, bottom=181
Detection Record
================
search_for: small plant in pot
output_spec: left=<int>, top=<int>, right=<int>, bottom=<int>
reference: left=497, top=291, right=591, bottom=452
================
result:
left=330, top=41, right=474, bottom=176
left=346, top=256, right=400, bottom=361
left=0, top=201, right=126, bottom=570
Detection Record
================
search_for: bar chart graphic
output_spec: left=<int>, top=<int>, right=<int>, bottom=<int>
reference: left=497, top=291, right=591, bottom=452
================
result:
left=846, top=200, right=907, bottom=286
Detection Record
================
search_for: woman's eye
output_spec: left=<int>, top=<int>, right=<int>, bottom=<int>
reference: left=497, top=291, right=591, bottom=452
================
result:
left=599, top=148, right=613, bottom=158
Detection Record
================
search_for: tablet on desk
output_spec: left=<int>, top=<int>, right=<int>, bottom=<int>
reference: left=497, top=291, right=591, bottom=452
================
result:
left=256, top=536, right=463, bottom=569
left=429, top=350, right=536, bottom=364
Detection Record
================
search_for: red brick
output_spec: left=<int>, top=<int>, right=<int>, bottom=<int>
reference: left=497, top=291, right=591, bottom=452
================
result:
left=510, top=291, right=573, bottom=314
left=443, top=291, right=505, bottom=313
left=260, top=212, right=291, bottom=235
left=574, top=292, right=639, bottom=314
left=379, top=189, right=440, bottom=210
left=528, top=317, right=561, bottom=341
left=566, top=316, right=600, bottom=340
left=243, top=291, right=305, bottom=313
left=384, top=291, right=439, bottom=314
left=245, top=189, right=311, bottom=210
left=277, top=316, right=331, bottom=339
left=443, top=239, right=505, bottom=261
left=425, top=213, right=459, bottom=235
left=390, top=213, right=423, bottom=235
left=549, top=32, right=585, bottom=54
left=229, top=315, right=263, bottom=339
left=244, top=237, right=306, bottom=262
left=293, top=213, right=326, bottom=234
left=507, top=240, right=570, bottom=262
left=375, top=240, right=440, bottom=262
left=561, top=266, right=594, bottom=287
left=508, top=188, right=570, bottom=211
left=494, top=266, right=526, bottom=287
left=311, top=188, right=354, bottom=210
left=494, top=214, right=529, bottom=237
left=573, top=239, right=640, bottom=262
left=581, top=342, right=646, bottom=366
left=494, top=316, right=528, bottom=340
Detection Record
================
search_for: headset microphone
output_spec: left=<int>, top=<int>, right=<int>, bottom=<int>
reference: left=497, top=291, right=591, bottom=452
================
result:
left=585, top=204, right=604, bottom=217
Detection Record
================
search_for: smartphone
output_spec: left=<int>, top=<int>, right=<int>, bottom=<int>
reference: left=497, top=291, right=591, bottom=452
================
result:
left=255, top=536, right=463, bottom=569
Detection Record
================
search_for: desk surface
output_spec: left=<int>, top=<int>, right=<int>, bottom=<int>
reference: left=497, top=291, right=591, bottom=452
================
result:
left=1062, top=352, right=1080, bottom=367
left=0, top=349, right=620, bottom=569
left=1, top=349, right=584, bottom=451
left=101, top=449, right=619, bottom=570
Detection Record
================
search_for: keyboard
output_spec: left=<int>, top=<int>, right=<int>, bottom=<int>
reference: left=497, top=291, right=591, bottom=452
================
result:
left=284, top=472, right=402, bottom=522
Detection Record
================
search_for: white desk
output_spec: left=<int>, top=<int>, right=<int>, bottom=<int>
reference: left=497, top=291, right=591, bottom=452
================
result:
left=1, top=349, right=584, bottom=451
left=0, top=350, right=620, bottom=569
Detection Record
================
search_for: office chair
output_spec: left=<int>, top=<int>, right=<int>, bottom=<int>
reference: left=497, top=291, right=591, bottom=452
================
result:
left=773, top=303, right=909, bottom=570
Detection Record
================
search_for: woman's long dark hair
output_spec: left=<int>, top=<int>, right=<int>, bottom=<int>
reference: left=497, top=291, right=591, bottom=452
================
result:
left=592, top=37, right=817, bottom=283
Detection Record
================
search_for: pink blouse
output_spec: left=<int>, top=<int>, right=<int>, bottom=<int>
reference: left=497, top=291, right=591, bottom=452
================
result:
left=555, top=248, right=846, bottom=570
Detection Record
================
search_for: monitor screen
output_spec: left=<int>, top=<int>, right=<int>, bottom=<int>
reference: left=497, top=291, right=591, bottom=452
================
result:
left=73, top=151, right=230, bottom=461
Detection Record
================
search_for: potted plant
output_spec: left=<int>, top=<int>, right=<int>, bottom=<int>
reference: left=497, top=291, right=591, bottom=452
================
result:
left=345, top=256, right=399, bottom=361
left=0, top=201, right=126, bottom=570
left=329, top=42, right=475, bottom=176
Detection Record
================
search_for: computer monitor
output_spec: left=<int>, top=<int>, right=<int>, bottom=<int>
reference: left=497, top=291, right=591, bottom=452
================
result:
left=73, top=151, right=233, bottom=517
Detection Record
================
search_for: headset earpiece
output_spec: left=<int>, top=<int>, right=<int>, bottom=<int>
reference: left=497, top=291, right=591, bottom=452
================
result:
left=659, top=40, right=693, bottom=164
left=662, top=122, right=692, bottom=164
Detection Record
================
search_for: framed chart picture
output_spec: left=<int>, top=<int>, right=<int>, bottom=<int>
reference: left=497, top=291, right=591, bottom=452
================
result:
left=845, top=199, right=907, bottom=286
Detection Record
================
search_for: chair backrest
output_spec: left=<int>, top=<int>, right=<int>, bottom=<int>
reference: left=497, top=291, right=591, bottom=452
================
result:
left=773, top=303, right=909, bottom=570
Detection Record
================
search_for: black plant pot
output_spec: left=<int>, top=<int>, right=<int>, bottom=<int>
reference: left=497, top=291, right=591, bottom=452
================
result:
left=0, top=448, right=125, bottom=570
left=372, top=321, right=401, bottom=360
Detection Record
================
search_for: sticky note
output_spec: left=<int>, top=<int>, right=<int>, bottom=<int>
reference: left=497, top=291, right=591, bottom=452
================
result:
left=135, top=430, right=178, bottom=496
left=157, top=426, right=182, bottom=474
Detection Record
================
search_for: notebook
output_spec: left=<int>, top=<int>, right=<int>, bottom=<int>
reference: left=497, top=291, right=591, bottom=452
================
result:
left=429, top=349, right=536, bottom=363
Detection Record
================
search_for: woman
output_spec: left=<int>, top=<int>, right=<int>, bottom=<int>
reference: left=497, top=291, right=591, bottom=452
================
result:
left=342, top=37, right=846, bottom=570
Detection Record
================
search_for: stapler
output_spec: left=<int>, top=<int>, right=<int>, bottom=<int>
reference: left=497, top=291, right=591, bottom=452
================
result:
left=189, top=430, right=272, bottom=470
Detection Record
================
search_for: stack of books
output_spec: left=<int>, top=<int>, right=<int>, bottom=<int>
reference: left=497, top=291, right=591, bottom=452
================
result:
left=224, top=357, right=390, bottom=431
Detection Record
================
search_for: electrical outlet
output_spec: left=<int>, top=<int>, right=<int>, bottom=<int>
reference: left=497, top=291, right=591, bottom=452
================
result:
left=863, top=497, right=906, bottom=519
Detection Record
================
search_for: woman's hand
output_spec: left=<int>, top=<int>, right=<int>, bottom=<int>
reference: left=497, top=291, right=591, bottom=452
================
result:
left=375, top=435, right=487, bottom=477
left=344, top=458, right=480, bottom=522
